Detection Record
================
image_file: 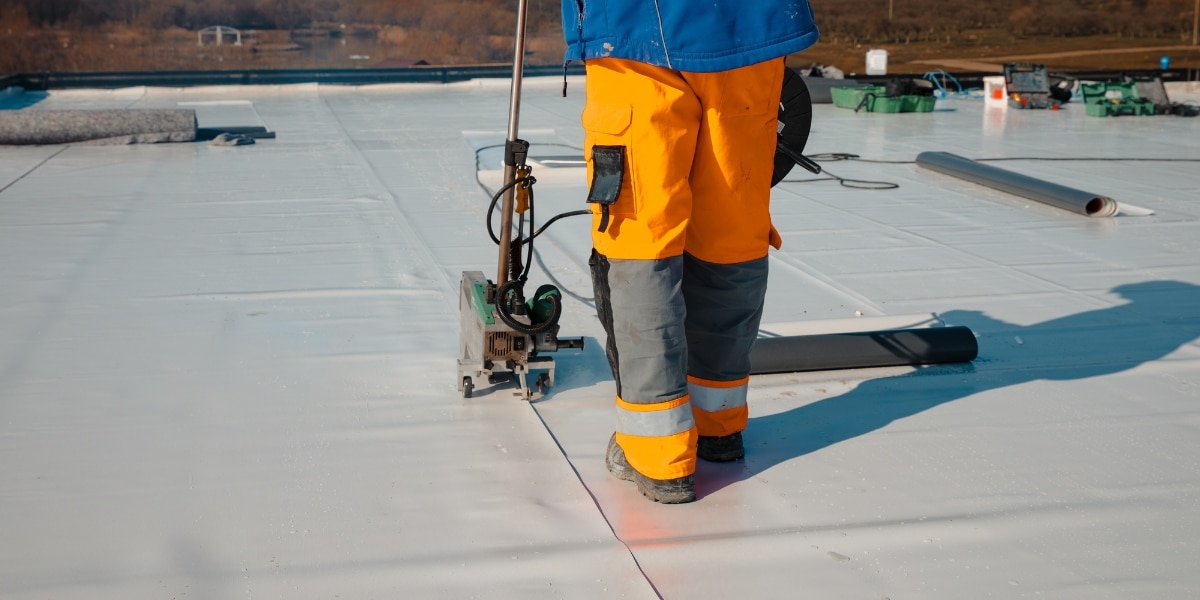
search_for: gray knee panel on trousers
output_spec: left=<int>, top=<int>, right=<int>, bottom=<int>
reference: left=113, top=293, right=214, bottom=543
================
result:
left=683, top=253, right=769, bottom=382
left=590, top=251, right=689, bottom=404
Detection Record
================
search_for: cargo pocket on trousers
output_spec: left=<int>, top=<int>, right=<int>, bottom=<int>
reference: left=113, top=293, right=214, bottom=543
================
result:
left=583, top=103, right=635, bottom=233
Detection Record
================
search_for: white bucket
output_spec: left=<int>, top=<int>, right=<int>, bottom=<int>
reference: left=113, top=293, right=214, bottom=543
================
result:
left=865, top=49, right=888, bottom=76
left=983, top=76, right=1008, bottom=106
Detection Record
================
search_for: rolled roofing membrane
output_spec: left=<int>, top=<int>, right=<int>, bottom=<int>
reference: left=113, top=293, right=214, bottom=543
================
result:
left=916, top=151, right=1119, bottom=217
left=0, top=109, right=197, bottom=145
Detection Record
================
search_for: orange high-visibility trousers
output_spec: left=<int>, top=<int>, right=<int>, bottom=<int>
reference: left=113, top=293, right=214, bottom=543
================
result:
left=583, top=57, right=783, bottom=480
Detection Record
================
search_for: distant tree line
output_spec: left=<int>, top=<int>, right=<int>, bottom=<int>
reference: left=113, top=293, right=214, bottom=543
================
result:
left=0, top=0, right=568, bottom=71
left=2, top=0, right=1195, bottom=73
left=811, top=0, right=1196, bottom=43
left=2, top=0, right=1192, bottom=41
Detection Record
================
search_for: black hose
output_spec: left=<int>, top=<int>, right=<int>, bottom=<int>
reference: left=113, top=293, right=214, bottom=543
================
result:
left=532, top=209, right=590, bottom=239
left=486, top=175, right=536, bottom=245
left=494, top=279, right=560, bottom=336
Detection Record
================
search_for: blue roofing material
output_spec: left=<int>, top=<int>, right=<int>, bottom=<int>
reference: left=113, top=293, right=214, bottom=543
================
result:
left=1, top=78, right=1198, bottom=598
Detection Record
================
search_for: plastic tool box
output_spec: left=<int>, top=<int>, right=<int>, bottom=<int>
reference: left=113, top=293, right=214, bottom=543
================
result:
left=830, top=86, right=936, bottom=113
left=1004, top=63, right=1061, bottom=110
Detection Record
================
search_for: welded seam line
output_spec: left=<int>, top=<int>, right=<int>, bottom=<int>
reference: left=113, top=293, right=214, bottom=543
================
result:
left=315, top=91, right=457, bottom=296
left=528, top=405, right=666, bottom=600
left=0, top=147, right=68, bottom=195
left=798, top=181, right=1118, bottom=312
left=776, top=168, right=1119, bottom=311
left=767, top=252, right=888, bottom=315
left=325, top=89, right=640, bottom=596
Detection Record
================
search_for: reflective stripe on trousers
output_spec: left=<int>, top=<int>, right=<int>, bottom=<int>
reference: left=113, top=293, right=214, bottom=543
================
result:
left=614, top=396, right=697, bottom=481
left=689, top=375, right=750, bottom=438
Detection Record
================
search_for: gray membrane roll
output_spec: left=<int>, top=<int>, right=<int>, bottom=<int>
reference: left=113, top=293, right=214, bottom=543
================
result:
left=0, top=109, right=197, bottom=145
left=749, top=326, right=979, bottom=375
left=916, top=151, right=1118, bottom=217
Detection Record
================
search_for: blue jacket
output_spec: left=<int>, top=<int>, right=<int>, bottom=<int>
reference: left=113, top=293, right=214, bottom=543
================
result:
left=561, top=0, right=819, bottom=73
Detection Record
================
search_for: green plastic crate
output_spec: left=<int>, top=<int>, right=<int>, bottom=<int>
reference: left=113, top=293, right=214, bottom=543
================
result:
left=830, top=86, right=936, bottom=113
left=901, top=95, right=938, bottom=112
left=864, top=94, right=904, bottom=113
left=830, top=86, right=879, bottom=109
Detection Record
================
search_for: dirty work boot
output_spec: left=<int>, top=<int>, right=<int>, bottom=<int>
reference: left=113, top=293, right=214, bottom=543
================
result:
left=697, top=432, right=744, bottom=462
left=605, top=434, right=696, bottom=504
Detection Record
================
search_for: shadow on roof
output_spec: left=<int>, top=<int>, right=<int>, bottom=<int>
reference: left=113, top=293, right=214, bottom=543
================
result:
left=707, top=280, right=1200, bottom=495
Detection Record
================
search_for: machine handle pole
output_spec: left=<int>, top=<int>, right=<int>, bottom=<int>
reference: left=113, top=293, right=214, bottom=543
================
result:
left=496, top=0, right=531, bottom=286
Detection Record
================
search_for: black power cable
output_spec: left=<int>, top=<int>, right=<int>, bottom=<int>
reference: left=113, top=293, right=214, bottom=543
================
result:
left=476, top=143, right=590, bottom=252
left=804, top=153, right=1200, bottom=165
left=778, top=152, right=899, bottom=189
left=780, top=166, right=900, bottom=190
left=475, top=143, right=586, bottom=336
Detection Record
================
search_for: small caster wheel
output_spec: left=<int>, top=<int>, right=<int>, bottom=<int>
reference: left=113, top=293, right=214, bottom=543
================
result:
left=536, top=373, right=550, bottom=394
left=462, top=376, right=474, bottom=398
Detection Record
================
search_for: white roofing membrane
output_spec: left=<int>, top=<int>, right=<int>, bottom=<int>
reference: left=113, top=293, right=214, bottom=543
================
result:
left=1, top=78, right=1199, bottom=598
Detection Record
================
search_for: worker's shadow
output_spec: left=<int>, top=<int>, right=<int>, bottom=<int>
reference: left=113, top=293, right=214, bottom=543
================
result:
left=700, top=280, right=1200, bottom=495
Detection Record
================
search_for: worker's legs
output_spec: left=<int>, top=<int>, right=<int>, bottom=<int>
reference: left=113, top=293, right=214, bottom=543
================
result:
left=583, top=57, right=782, bottom=497
left=583, top=58, right=700, bottom=493
left=680, top=60, right=784, bottom=452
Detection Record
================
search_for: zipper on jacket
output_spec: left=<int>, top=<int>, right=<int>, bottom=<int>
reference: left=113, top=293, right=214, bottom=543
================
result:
left=650, top=0, right=671, bottom=68
left=564, top=0, right=583, bottom=98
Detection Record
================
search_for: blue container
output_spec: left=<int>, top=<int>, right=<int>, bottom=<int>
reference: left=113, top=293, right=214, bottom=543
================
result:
left=1161, top=56, right=1170, bottom=70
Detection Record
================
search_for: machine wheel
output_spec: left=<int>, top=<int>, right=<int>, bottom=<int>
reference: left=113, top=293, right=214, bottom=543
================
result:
left=462, top=376, right=474, bottom=398
left=536, top=373, right=550, bottom=394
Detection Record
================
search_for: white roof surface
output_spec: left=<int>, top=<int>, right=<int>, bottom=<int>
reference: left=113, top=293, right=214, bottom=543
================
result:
left=2, top=77, right=1199, bottom=599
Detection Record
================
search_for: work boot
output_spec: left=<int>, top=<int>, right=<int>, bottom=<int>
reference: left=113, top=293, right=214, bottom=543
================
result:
left=605, top=434, right=696, bottom=504
left=697, top=432, right=744, bottom=462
